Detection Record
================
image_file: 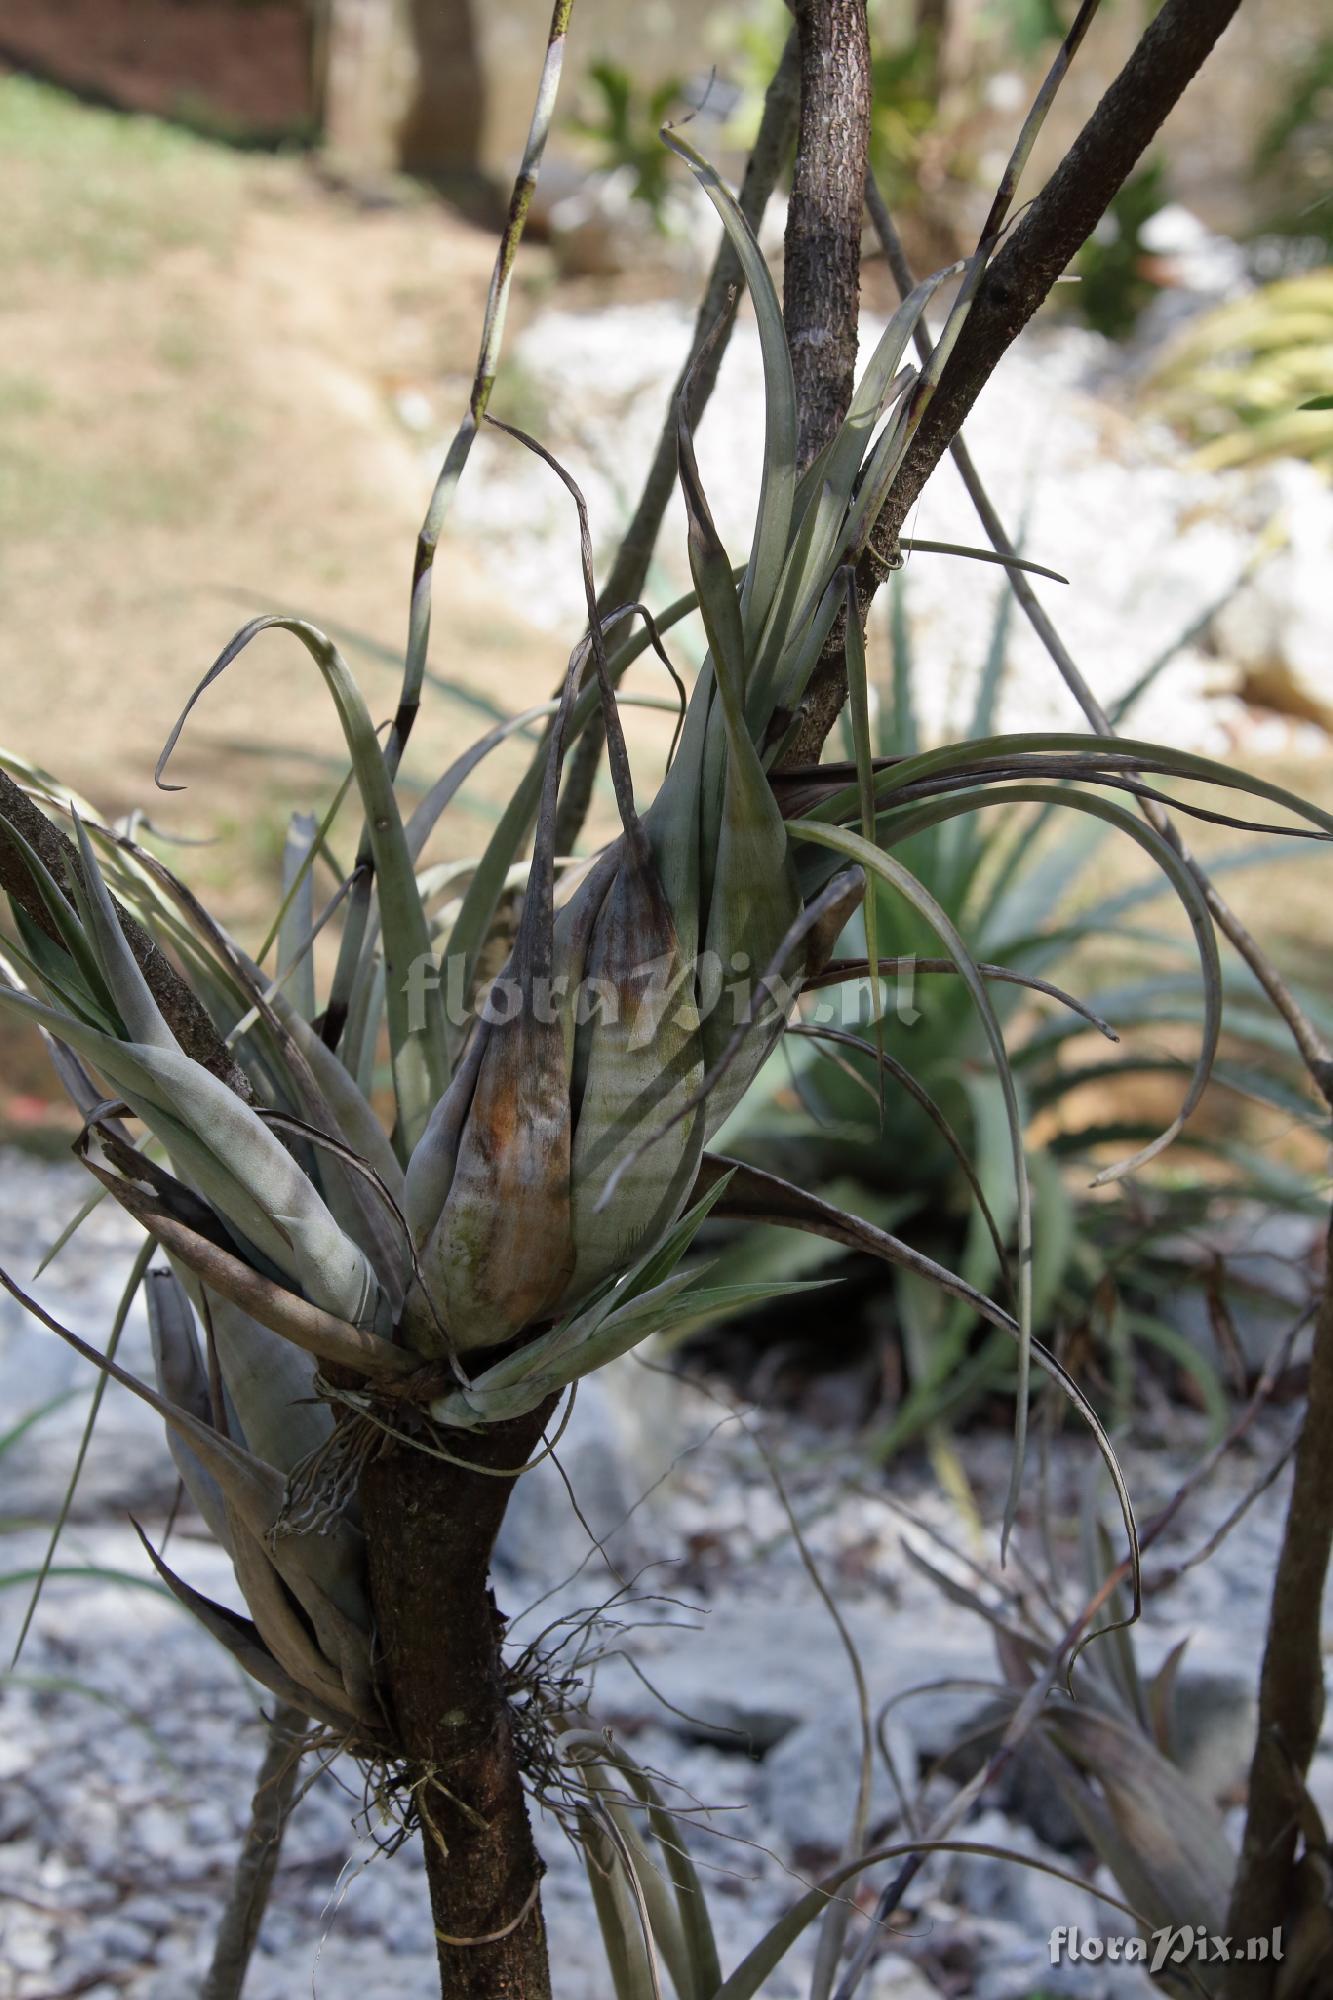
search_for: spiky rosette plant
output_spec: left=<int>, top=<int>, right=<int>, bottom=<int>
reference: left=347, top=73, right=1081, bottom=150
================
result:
left=1, top=9, right=1322, bottom=1996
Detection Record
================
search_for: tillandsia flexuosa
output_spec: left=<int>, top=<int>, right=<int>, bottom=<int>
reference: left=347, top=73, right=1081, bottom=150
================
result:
left=3, top=132, right=1333, bottom=1743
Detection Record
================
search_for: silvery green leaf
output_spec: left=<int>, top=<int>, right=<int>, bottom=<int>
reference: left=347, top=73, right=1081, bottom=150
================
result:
left=277, top=811, right=318, bottom=1023
left=675, top=397, right=804, bottom=1108
left=663, top=128, right=796, bottom=645
left=133, top=1523, right=357, bottom=1732
left=0, top=820, right=116, bottom=1022
left=86, top=1162, right=412, bottom=1380
left=564, top=847, right=707, bottom=1305
left=227, top=1509, right=362, bottom=1722
left=11, top=1245, right=371, bottom=1707
left=788, top=815, right=1034, bottom=1548
left=205, top=1292, right=332, bottom=1478
left=156, top=615, right=450, bottom=1151
left=145, top=1268, right=234, bottom=1552
left=10, top=1239, right=154, bottom=1670
left=1042, top=1708, right=1234, bottom=1935
left=561, top=1728, right=721, bottom=2000
left=69, top=812, right=177, bottom=1050
left=0, top=981, right=384, bottom=1331
left=93, top=1019, right=384, bottom=1328
left=576, top=1803, right=663, bottom=2000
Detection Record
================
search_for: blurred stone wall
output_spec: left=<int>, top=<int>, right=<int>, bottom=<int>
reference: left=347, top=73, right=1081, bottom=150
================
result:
left=0, top=0, right=1324, bottom=235
left=0, top=0, right=314, bottom=139
left=0, top=0, right=711, bottom=170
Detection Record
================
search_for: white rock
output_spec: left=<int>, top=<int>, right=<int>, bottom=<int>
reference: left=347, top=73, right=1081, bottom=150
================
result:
left=450, top=301, right=1332, bottom=761
left=758, top=1697, right=917, bottom=1856
left=943, top=1807, right=1103, bottom=1947
left=862, top=1961, right=943, bottom=2000
left=0, top=1155, right=176, bottom=1517
left=1211, top=458, right=1333, bottom=728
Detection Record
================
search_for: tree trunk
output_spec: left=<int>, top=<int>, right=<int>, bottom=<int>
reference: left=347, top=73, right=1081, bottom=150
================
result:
left=359, top=1401, right=557, bottom=2000
left=784, top=0, right=873, bottom=474
left=317, top=0, right=484, bottom=179
left=782, top=0, right=1245, bottom=764
left=397, top=0, right=485, bottom=178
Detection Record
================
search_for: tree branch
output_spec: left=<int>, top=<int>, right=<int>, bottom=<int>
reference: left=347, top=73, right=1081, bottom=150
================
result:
left=202, top=1704, right=305, bottom=2000
left=785, top=0, right=1245, bottom=762
left=784, top=0, right=873, bottom=472
left=360, top=1402, right=559, bottom=1999
left=865, top=165, right=1333, bottom=1989
left=1225, top=1228, right=1333, bottom=1994
left=865, top=172, right=1333, bottom=1112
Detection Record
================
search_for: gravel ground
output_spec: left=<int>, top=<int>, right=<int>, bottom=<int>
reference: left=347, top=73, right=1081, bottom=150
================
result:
left=2, top=1150, right=1330, bottom=2000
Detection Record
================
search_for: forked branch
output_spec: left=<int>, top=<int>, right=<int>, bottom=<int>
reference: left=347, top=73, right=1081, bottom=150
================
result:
left=785, top=0, right=1246, bottom=761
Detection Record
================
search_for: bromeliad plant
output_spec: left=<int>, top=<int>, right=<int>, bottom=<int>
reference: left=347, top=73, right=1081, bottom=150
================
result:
left=1, top=7, right=1324, bottom=1998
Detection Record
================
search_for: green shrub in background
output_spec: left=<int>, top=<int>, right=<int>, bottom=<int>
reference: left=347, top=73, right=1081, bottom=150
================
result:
left=1073, top=159, right=1170, bottom=341
left=569, top=59, right=686, bottom=224
left=1251, top=32, right=1333, bottom=258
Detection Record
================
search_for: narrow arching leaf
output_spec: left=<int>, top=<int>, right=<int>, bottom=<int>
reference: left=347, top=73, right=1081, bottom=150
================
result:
left=0, top=819, right=116, bottom=1023
left=255, top=766, right=355, bottom=966
left=663, top=127, right=796, bottom=640
left=789, top=1021, right=1016, bottom=1299
left=0, top=983, right=386, bottom=1333
left=561, top=1728, right=720, bottom=2000
left=155, top=615, right=448, bottom=1149
left=789, top=817, right=1034, bottom=1550
left=82, top=1162, right=414, bottom=1378
left=812, top=731, right=1333, bottom=837
left=145, top=1268, right=234, bottom=1551
left=693, top=1154, right=1014, bottom=1332
left=899, top=538, right=1068, bottom=584
left=205, top=1292, right=332, bottom=1477
left=577, top=1804, right=664, bottom=2000
left=712, top=1838, right=1143, bottom=2000
left=867, top=782, right=1223, bottom=1184
left=843, top=571, right=886, bottom=1101
left=277, top=812, right=318, bottom=1022
left=10, top=1236, right=155, bottom=1667
left=68, top=812, right=176, bottom=1050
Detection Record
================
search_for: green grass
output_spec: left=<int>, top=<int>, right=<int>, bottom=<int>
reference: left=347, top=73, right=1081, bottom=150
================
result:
left=0, top=77, right=256, bottom=544
left=0, top=73, right=244, bottom=286
left=0, top=374, right=53, bottom=420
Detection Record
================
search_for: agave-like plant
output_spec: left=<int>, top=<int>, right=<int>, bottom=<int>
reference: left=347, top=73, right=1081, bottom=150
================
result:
left=1142, top=268, right=1333, bottom=473
left=704, top=553, right=1328, bottom=1450
left=4, top=65, right=1333, bottom=2000
left=918, top=1485, right=1333, bottom=2000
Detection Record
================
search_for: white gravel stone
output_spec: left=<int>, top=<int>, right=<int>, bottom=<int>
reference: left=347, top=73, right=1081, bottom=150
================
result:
left=449, top=294, right=1333, bottom=759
